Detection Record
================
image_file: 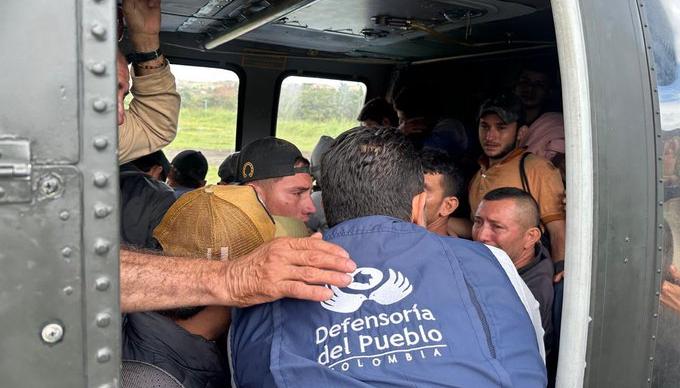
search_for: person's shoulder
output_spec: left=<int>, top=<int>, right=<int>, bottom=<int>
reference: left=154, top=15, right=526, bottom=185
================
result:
left=525, top=152, right=560, bottom=173
left=523, top=258, right=554, bottom=283
left=119, top=164, right=146, bottom=182
left=142, top=181, right=176, bottom=211
left=523, top=261, right=554, bottom=304
left=326, top=216, right=421, bottom=239
left=535, top=111, right=564, bottom=124
left=437, top=234, right=478, bottom=246
left=536, top=254, right=555, bottom=273
left=229, top=302, right=277, bottom=363
left=438, top=236, right=495, bottom=258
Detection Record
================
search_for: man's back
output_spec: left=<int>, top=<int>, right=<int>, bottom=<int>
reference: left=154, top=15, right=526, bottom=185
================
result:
left=230, top=216, right=546, bottom=387
left=122, top=312, right=229, bottom=388
left=119, top=163, right=176, bottom=249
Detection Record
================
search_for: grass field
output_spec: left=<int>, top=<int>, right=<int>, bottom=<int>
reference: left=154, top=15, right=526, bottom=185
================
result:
left=276, top=118, right=357, bottom=151
left=165, top=108, right=238, bottom=151
left=164, top=107, right=357, bottom=184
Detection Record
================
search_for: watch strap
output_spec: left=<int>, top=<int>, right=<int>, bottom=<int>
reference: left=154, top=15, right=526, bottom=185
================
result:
left=126, top=49, right=162, bottom=64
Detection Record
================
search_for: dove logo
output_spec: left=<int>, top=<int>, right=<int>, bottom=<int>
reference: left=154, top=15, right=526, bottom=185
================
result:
left=347, top=267, right=383, bottom=290
left=321, top=268, right=413, bottom=313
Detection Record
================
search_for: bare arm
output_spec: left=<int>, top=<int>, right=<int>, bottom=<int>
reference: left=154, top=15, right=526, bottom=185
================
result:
left=545, top=219, right=565, bottom=282
left=545, top=219, right=565, bottom=262
left=124, top=0, right=163, bottom=76
left=661, top=266, right=680, bottom=314
left=120, top=236, right=356, bottom=312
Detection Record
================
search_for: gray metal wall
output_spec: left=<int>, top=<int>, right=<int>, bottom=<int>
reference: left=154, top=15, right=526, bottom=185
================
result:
left=0, top=1, right=120, bottom=387
left=578, top=0, right=663, bottom=386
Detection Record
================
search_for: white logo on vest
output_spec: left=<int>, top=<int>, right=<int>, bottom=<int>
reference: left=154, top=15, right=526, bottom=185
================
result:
left=320, top=268, right=413, bottom=313
left=316, top=267, right=448, bottom=372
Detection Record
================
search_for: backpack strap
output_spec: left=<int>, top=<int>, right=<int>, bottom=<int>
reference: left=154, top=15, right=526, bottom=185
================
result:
left=519, top=152, right=531, bottom=196
left=519, top=152, right=552, bottom=250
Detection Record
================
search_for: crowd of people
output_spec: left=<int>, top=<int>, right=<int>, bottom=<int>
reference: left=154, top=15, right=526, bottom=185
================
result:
left=115, top=1, right=573, bottom=387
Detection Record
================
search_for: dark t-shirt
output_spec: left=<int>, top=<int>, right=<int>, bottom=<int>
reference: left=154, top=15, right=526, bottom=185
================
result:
left=119, top=163, right=176, bottom=249
left=122, top=312, right=229, bottom=388
left=519, top=245, right=555, bottom=354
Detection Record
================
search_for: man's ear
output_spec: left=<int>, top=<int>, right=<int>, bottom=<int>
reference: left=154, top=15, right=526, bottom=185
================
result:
left=149, top=165, right=164, bottom=181
left=439, top=196, right=459, bottom=218
left=411, top=191, right=427, bottom=227
left=516, top=124, right=530, bottom=146
left=249, top=183, right=267, bottom=205
left=524, top=226, right=542, bottom=249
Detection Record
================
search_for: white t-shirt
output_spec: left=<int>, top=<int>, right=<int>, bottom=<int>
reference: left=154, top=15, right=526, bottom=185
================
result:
left=485, top=244, right=546, bottom=362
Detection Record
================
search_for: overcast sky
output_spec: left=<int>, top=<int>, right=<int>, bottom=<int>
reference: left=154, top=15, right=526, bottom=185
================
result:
left=170, top=64, right=239, bottom=82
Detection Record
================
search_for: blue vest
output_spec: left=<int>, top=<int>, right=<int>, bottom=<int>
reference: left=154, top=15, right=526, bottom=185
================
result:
left=230, top=216, right=546, bottom=387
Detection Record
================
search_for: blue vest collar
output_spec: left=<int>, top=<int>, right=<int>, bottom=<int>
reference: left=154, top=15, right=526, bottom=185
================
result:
left=324, top=215, right=419, bottom=240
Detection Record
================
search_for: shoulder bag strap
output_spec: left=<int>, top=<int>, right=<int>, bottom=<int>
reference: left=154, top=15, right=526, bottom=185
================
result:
left=519, top=152, right=531, bottom=195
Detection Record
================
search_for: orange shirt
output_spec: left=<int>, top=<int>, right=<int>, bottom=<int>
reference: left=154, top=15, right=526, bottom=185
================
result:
left=469, top=148, right=566, bottom=224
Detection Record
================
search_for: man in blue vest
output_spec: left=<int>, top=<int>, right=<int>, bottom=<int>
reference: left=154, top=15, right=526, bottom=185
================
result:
left=230, top=127, right=546, bottom=387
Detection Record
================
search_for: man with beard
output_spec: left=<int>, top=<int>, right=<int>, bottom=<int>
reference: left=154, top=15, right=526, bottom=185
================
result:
left=469, top=93, right=566, bottom=281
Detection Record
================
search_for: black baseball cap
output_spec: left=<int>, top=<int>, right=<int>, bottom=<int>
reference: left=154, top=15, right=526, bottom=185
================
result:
left=171, top=150, right=208, bottom=182
left=218, top=152, right=240, bottom=184
left=478, top=92, right=524, bottom=124
left=237, top=137, right=310, bottom=183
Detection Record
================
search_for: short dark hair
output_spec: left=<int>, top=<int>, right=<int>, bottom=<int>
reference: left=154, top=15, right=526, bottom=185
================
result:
left=131, top=150, right=170, bottom=181
left=482, top=187, right=540, bottom=228
left=421, top=149, right=464, bottom=198
left=294, top=156, right=311, bottom=168
left=392, top=87, right=430, bottom=119
left=170, top=150, right=208, bottom=189
left=170, top=167, right=202, bottom=189
left=321, top=127, right=423, bottom=226
left=357, top=97, right=398, bottom=126
left=131, top=150, right=169, bottom=173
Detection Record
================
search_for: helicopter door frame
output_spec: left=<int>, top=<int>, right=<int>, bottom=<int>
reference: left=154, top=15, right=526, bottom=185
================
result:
left=0, top=1, right=121, bottom=387
left=553, top=0, right=664, bottom=387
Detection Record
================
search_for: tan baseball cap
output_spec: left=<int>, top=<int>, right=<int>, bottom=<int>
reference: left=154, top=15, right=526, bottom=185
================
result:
left=153, top=185, right=275, bottom=260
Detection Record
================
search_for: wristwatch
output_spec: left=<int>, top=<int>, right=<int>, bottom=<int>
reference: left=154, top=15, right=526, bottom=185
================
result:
left=126, top=49, right=162, bottom=64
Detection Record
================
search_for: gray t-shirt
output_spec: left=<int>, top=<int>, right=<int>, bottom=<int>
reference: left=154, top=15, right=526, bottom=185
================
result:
left=518, top=245, right=555, bottom=354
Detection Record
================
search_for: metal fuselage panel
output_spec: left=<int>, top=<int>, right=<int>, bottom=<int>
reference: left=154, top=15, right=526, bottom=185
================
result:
left=0, top=1, right=120, bottom=387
